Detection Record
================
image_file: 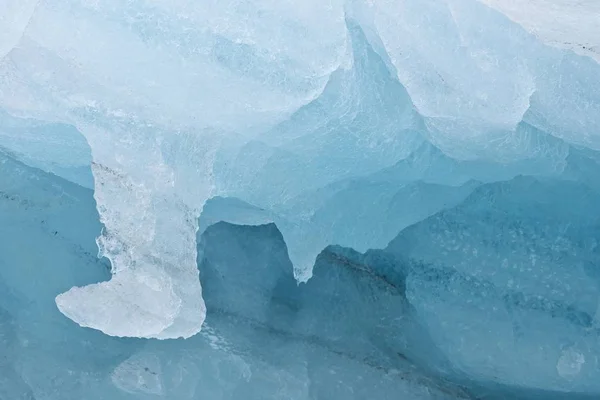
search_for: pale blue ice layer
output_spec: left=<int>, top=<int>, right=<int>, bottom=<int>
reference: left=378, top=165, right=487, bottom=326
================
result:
left=2, top=140, right=600, bottom=399
left=1, top=151, right=467, bottom=399
left=0, top=110, right=93, bottom=189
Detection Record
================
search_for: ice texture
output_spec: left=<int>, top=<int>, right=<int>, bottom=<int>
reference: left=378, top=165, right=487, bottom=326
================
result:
left=0, top=153, right=473, bottom=399
left=478, top=0, right=600, bottom=62
left=1, top=0, right=600, bottom=398
left=3, top=151, right=600, bottom=399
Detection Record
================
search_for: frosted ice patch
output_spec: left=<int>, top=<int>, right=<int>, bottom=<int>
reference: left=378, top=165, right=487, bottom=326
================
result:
left=557, top=348, right=585, bottom=379
left=111, top=353, right=163, bottom=395
left=478, top=0, right=600, bottom=62
left=0, top=0, right=38, bottom=59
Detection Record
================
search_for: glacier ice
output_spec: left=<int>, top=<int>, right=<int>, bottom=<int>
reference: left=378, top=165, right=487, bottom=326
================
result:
left=3, top=151, right=600, bottom=399
left=0, top=153, right=474, bottom=399
left=478, top=0, right=600, bottom=62
left=2, top=0, right=600, bottom=398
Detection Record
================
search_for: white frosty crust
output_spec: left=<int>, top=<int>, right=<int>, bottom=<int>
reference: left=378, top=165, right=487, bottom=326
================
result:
left=478, top=0, right=600, bottom=63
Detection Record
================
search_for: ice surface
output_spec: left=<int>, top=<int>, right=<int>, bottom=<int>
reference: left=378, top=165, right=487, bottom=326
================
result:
left=1, top=0, right=348, bottom=339
left=478, top=0, right=600, bottom=62
left=387, top=173, right=600, bottom=392
left=3, top=148, right=600, bottom=398
left=1, top=0, right=600, bottom=398
left=0, top=153, right=474, bottom=399
left=0, top=110, right=93, bottom=188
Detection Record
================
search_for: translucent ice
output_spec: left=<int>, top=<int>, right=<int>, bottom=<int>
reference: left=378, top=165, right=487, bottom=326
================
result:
left=478, top=0, right=600, bottom=62
left=387, top=173, right=600, bottom=393
left=1, top=0, right=600, bottom=398
left=0, top=152, right=473, bottom=399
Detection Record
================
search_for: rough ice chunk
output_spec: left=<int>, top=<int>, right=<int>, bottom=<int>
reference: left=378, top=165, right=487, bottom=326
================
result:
left=0, top=0, right=348, bottom=339
left=355, top=0, right=600, bottom=154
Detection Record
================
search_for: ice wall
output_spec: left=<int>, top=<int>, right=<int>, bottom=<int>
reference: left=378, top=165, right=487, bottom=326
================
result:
left=0, top=151, right=474, bottom=399
left=3, top=149, right=600, bottom=398
left=1, top=0, right=348, bottom=339
left=0, top=0, right=599, bottom=353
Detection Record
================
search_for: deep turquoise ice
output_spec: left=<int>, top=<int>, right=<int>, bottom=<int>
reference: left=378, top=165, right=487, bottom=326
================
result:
left=1, top=0, right=600, bottom=398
